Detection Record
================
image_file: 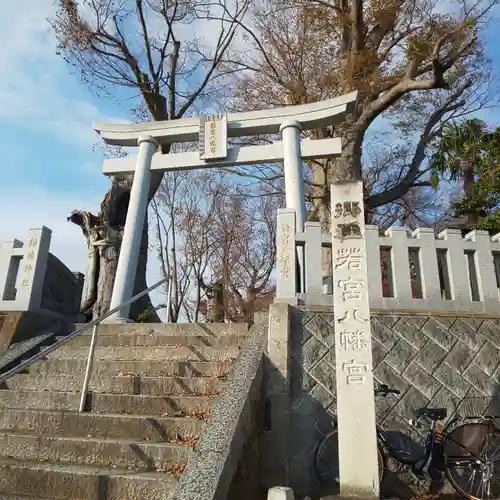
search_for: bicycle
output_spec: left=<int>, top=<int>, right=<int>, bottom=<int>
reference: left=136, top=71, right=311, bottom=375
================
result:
left=315, top=384, right=500, bottom=500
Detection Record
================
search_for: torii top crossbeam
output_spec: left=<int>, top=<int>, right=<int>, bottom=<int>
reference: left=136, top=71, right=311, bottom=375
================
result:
left=93, top=91, right=358, bottom=146
left=98, top=91, right=358, bottom=322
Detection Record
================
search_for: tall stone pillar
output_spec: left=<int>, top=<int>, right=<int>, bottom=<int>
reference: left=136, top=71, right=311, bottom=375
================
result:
left=331, top=181, right=379, bottom=499
left=107, top=135, right=158, bottom=322
left=280, top=120, right=306, bottom=292
left=280, top=120, right=306, bottom=230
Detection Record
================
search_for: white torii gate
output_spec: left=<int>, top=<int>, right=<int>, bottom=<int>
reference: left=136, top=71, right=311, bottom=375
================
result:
left=94, top=91, right=358, bottom=322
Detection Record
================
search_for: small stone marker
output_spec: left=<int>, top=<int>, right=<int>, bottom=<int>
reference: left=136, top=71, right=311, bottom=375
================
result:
left=331, top=181, right=379, bottom=499
left=267, top=486, right=295, bottom=500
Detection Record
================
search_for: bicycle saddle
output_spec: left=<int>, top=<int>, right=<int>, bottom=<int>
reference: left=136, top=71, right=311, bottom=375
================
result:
left=417, top=407, right=447, bottom=420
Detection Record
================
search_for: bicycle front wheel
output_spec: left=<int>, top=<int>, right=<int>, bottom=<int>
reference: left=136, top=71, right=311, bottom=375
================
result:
left=314, top=428, right=385, bottom=487
left=444, top=421, right=500, bottom=500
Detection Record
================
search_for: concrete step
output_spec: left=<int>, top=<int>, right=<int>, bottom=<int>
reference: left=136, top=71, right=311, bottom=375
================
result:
left=56, top=333, right=245, bottom=348
left=28, top=359, right=232, bottom=377
left=0, top=456, right=179, bottom=500
left=0, top=390, right=215, bottom=417
left=0, top=431, right=191, bottom=470
left=47, top=345, right=240, bottom=361
left=0, top=496, right=61, bottom=500
left=5, top=374, right=223, bottom=395
left=0, top=496, right=66, bottom=500
left=0, top=408, right=203, bottom=442
left=74, top=322, right=248, bottom=337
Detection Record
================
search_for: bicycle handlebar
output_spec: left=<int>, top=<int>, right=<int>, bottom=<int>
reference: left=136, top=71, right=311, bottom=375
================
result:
left=375, top=384, right=401, bottom=396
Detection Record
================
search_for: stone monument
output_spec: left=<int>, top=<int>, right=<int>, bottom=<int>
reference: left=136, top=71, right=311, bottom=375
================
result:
left=331, top=181, right=378, bottom=498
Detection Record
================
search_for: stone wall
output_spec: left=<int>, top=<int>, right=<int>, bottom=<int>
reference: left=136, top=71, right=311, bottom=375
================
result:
left=265, top=305, right=500, bottom=498
left=171, top=319, right=267, bottom=500
left=41, top=254, right=84, bottom=317
left=226, top=368, right=265, bottom=500
left=0, top=311, right=69, bottom=367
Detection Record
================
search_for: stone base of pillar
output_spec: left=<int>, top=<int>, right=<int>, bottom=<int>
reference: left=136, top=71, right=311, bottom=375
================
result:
left=267, top=487, right=295, bottom=500
left=101, top=316, right=135, bottom=324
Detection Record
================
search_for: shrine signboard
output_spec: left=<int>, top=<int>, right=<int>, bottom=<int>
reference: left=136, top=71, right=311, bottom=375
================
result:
left=331, top=181, right=379, bottom=498
left=198, top=114, right=228, bottom=160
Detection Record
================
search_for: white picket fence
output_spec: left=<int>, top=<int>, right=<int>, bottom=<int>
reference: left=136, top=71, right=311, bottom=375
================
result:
left=276, top=208, right=500, bottom=314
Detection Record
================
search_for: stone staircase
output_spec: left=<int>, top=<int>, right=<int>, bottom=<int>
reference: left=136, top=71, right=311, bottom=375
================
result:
left=0, top=322, right=247, bottom=500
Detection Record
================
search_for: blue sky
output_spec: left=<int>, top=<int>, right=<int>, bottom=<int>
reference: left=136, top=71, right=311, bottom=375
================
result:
left=1, top=0, right=500, bottom=288
left=0, top=0, right=125, bottom=274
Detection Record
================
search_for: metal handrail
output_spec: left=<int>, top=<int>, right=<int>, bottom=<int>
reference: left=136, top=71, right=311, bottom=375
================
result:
left=0, top=277, right=169, bottom=406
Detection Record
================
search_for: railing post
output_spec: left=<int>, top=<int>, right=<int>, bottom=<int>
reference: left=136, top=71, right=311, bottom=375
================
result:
left=465, top=230, right=499, bottom=313
left=365, top=225, right=383, bottom=308
left=79, top=324, right=99, bottom=413
left=303, top=221, right=323, bottom=305
left=492, top=232, right=500, bottom=297
left=412, top=228, right=442, bottom=307
left=385, top=227, right=413, bottom=308
left=438, top=229, right=471, bottom=310
left=276, top=209, right=297, bottom=305
left=267, top=487, right=295, bottom=500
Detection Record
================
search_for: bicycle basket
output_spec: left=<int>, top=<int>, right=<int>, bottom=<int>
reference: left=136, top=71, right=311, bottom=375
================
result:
left=456, top=397, right=500, bottom=418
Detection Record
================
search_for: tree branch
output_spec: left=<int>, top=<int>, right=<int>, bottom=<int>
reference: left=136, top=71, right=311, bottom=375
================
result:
left=367, top=79, right=473, bottom=208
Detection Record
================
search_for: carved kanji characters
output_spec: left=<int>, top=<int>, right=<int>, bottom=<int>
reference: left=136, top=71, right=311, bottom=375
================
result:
left=333, top=223, right=362, bottom=241
left=333, top=201, right=361, bottom=219
left=335, top=247, right=362, bottom=270
left=339, top=329, right=368, bottom=352
left=342, top=359, right=369, bottom=385
left=336, top=308, right=368, bottom=325
left=337, top=277, right=365, bottom=301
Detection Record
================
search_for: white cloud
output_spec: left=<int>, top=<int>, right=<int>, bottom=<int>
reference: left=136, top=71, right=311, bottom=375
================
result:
left=0, top=2, right=170, bottom=317
left=0, top=0, right=107, bottom=148
left=0, top=182, right=167, bottom=314
left=0, top=184, right=102, bottom=274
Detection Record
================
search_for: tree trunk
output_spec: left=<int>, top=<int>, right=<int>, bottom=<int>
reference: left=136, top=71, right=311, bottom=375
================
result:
left=309, top=130, right=360, bottom=291
left=69, top=177, right=160, bottom=322
left=463, top=162, right=478, bottom=229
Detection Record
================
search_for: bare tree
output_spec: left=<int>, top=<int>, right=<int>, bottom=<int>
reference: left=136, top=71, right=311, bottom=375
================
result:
left=208, top=184, right=278, bottom=323
left=52, top=0, right=250, bottom=320
left=150, top=168, right=279, bottom=323
left=151, top=170, right=220, bottom=322
left=225, top=0, right=498, bottom=225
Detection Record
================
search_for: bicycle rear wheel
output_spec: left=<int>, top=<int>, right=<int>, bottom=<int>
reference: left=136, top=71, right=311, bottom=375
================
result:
left=314, top=429, right=385, bottom=487
left=444, top=421, right=500, bottom=500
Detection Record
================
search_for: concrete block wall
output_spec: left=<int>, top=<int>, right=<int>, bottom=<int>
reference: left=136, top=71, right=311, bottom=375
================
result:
left=276, top=209, right=500, bottom=314
left=264, top=304, right=500, bottom=498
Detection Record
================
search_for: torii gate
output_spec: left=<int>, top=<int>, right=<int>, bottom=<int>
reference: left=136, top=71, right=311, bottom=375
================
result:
left=94, top=91, right=358, bottom=322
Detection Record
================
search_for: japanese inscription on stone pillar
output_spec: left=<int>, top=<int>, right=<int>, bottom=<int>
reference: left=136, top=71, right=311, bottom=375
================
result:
left=331, top=181, right=379, bottom=498
left=19, top=236, right=39, bottom=289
